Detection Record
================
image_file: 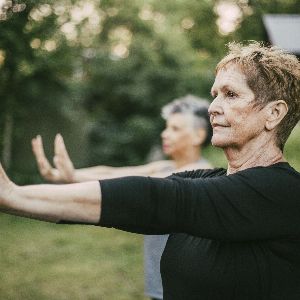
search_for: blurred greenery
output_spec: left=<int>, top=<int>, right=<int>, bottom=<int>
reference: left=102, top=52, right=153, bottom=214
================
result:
left=0, top=0, right=300, bottom=299
left=0, top=0, right=299, bottom=179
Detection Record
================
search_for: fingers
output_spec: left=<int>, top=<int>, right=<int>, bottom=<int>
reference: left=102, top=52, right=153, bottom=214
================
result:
left=54, top=134, right=71, bottom=160
left=32, top=135, right=50, bottom=166
left=53, top=134, right=75, bottom=182
left=53, top=155, right=71, bottom=180
left=32, top=135, right=51, bottom=168
left=32, top=135, right=45, bottom=157
left=0, top=163, right=15, bottom=206
left=0, top=163, right=10, bottom=184
left=32, top=135, right=56, bottom=180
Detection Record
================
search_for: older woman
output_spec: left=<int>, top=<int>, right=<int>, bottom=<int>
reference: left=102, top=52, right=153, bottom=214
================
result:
left=31, top=95, right=213, bottom=300
left=31, top=95, right=212, bottom=182
left=0, top=42, right=300, bottom=300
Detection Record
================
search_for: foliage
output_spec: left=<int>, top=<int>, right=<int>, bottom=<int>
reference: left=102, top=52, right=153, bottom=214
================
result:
left=0, top=1, right=300, bottom=299
left=80, top=0, right=220, bottom=166
left=0, top=0, right=77, bottom=177
left=0, top=0, right=299, bottom=174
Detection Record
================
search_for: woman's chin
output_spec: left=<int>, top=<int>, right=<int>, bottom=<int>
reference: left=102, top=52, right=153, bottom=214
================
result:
left=211, top=136, right=229, bottom=148
left=162, top=148, right=173, bottom=156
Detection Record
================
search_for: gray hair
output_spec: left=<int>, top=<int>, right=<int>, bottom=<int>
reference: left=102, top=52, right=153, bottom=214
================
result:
left=161, top=94, right=212, bottom=146
left=217, top=41, right=300, bottom=150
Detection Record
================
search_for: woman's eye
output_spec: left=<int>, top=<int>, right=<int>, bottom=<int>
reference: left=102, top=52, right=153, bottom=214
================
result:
left=226, top=91, right=237, bottom=98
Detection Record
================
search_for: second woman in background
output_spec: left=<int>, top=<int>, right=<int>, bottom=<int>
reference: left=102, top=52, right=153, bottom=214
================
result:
left=32, top=94, right=213, bottom=300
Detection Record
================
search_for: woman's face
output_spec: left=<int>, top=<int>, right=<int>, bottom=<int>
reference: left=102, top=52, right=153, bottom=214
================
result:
left=161, top=113, right=205, bottom=157
left=209, top=63, right=266, bottom=149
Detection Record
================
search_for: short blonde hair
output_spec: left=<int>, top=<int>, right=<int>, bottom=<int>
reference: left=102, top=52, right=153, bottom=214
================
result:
left=217, top=41, right=300, bottom=150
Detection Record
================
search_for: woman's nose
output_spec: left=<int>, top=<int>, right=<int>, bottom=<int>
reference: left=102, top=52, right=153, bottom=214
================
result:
left=161, top=129, right=167, bottom=138
left=208, top=96, right=223, bottom=116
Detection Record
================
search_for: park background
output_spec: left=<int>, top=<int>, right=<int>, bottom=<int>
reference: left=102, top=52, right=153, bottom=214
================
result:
left=0, top=0, right=299, bottom=299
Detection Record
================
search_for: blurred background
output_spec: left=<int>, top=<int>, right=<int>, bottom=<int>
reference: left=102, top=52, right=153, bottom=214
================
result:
left=0, top=0, right=299, bottom=299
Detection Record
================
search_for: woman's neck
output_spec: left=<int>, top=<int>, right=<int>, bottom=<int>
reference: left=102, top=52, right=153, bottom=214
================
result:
left=224, top=137, right=285, bottom=175
left=172, top=148, right=201, bottom=169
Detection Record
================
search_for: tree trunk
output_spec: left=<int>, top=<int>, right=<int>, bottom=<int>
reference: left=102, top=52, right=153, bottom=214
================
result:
left=2, top=112, right=13, bottom=169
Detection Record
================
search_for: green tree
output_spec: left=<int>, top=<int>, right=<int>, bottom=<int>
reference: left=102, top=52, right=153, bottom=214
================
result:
left=81, top=0, right=222, bottom=166
left=0, top=1, right=76, bottom=173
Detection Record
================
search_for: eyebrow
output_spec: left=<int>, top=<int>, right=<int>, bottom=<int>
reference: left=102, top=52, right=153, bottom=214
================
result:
left=211, top=84, right=236, bottom=96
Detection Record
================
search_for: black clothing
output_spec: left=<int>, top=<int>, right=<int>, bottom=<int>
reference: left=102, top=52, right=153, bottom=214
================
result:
left=99, top=163, right=300, bottom=300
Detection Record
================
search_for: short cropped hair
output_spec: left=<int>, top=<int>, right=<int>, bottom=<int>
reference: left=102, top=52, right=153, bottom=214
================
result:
left=161, top=94, right=213, bottom=146
left=216, top=41, right=300, bottom=150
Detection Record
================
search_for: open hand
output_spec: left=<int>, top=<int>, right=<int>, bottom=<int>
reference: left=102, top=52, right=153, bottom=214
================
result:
left=0, top=163, right=16, bottom=207
left=31, top=134, right=75, bottom=183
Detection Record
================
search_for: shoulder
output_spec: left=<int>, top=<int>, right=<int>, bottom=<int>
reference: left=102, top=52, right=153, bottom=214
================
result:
left=176, top=160, right=212, bottom=173
left=232, top=162, right=299, bottom=178
left=230, top=162, right=300, bottom=188
left=146, top=160, right=175, bottom=173
left=170, top=157, right=214, bottom=178
left=170, top=162, right=299, bottom=182
left=169, top=167, right=226, bottom=179
left=194, top=159, right=213, bottom=170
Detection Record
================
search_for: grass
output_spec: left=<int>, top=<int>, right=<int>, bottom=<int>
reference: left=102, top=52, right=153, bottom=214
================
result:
left=284, top=123, right=300, bottom=171
left=0, top=215, right=147, bottom=300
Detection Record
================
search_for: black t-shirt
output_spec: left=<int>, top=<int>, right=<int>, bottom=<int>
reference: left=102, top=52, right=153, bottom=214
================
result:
left=99, top=162, right=300, bottom=300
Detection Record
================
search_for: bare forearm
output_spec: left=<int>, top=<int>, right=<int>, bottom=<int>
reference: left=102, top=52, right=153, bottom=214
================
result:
left=73, top=168, right=116, bottom=182
left=1, top=181, right=101, bottom=223
left=77, top=166, right=114, bottom=174
left=72, top=161, right=172, bottom=182
left=74, top=168, right=147, bottom=182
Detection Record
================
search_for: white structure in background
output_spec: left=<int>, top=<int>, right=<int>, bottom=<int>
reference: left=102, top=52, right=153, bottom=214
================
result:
left=263, top=14, right=300, bottom=55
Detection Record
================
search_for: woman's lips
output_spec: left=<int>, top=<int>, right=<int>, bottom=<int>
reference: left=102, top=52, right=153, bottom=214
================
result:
left=212, top=123, right=229, bottom=128
left=162, top=144, right=171, bottom=150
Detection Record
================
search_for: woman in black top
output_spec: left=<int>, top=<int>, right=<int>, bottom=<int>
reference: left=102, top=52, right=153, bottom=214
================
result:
left=0, top=41, right=300, bottom=299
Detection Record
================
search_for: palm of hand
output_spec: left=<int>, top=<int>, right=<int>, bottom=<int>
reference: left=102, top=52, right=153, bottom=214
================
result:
left=32, top=134, right=75, bottom=183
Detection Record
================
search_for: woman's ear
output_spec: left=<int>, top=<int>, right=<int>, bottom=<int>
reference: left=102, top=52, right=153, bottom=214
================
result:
left=193, top=128, right=207, bottom=146
left=265, top=100, right=288, bottom=131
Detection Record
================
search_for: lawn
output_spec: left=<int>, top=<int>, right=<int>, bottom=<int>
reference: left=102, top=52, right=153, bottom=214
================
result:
left=0, top=215, right=146, bottom=300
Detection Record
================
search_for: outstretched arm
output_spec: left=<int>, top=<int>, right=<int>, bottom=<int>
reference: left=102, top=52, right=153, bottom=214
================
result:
left=32, top=134, right=173, bottom=183
left=2, top=162, right=297, bottom=241
left=0, top=164, right=101, bottom=224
